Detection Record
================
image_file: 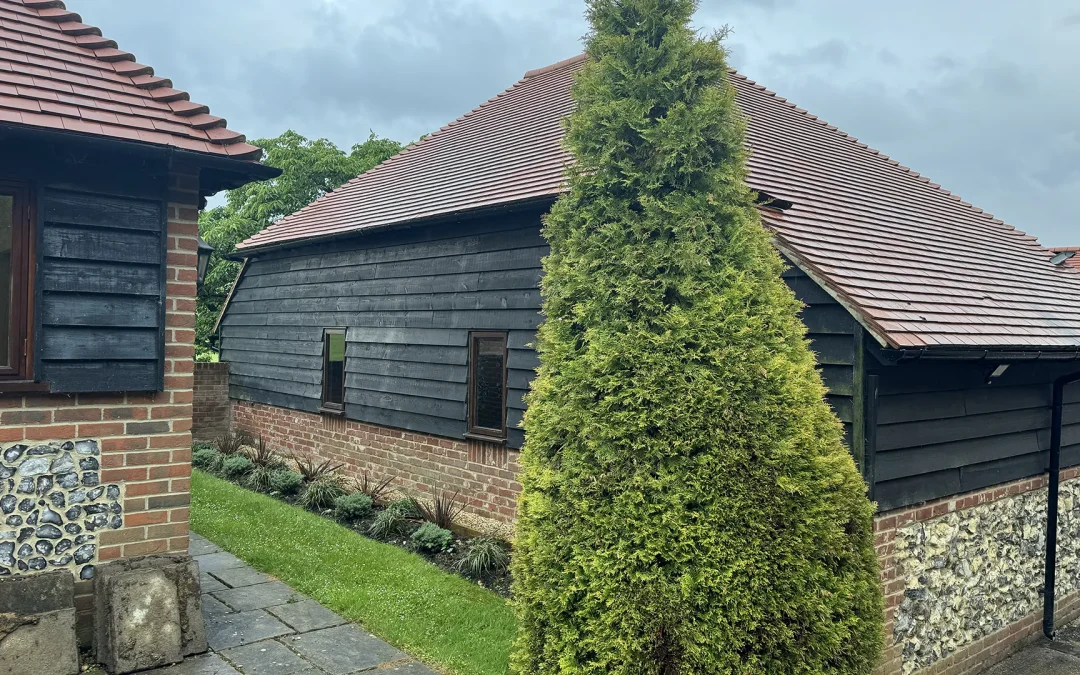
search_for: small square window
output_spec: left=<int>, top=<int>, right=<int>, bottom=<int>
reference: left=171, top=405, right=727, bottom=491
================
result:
left=321, top=329, right=346, bottom=412
left=467, top=331, right=508, bottom=440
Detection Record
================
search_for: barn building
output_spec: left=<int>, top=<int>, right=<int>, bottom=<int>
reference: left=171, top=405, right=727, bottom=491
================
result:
left=217, top=55, right=1080, bottom=675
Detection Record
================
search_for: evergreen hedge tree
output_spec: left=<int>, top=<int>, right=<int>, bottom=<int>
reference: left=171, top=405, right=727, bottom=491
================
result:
left=510, top=1, right=883, bottom=672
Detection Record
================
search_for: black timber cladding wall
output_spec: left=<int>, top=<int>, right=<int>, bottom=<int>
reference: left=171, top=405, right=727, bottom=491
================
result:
left=871, top=360, right=1080, bottom=511
left=37, top=190, right=166, bottom=392
left=221, top=213, right=859, bottom=452
left=781, top=264, right=858, bottom=447
left=0, top=138, right=170, bottom=394
left=220, top=211, right=546, bottom=449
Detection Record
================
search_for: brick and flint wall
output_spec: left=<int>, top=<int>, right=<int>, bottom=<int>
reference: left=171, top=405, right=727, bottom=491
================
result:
left=0, top=168, right=199, bottom=643
left=228, top=397, right=1080, bottom=675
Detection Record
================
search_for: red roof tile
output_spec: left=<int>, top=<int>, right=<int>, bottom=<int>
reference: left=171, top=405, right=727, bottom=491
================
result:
left=237, top=54, right=1080, bottom=351
left=0, top=0, right=262, bottom=161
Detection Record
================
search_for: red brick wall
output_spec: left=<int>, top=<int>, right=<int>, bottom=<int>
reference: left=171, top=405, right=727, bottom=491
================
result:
left=193, top=362, right=230, bottom=441
left=233, top=397, right=1080, bottom=675
left=232, top=400, right=522, bottom=522
left=0, top=166, right=200, bottom=643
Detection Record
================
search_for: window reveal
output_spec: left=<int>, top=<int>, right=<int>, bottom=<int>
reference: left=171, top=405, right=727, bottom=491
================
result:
left=467, top=332, right=508, bottom=439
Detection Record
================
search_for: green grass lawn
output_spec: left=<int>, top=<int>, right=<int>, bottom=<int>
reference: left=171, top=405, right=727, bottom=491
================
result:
left=190, top=470, right=516, bottom=675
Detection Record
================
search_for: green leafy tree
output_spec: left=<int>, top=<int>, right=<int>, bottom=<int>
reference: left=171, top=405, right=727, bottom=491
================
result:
left=196, top=130, right=403, bottom=354
left=510, top=1, right=882, bottom=673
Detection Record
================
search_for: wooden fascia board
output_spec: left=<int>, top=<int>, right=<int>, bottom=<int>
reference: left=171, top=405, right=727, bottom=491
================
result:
left=212, top=257, right=247, bottom=337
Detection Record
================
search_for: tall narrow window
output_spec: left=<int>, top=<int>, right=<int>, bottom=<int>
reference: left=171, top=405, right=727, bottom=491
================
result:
left=321, top=329, right=346, bottom=412
left=467, top=331, right=508, bottom=440
left=0, top=181, right=31, bottom=381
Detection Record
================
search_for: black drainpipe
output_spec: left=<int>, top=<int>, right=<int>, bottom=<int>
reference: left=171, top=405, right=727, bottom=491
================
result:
left=1043, top=370, right=1080, bottom=639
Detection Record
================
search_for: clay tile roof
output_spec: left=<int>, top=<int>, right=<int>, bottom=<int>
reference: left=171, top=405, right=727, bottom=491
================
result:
left=237, top=54, right=1080, bottom=351
left=0, top=0, right=262, bottom=161
left=1051, top=247, right=1080, bottom=270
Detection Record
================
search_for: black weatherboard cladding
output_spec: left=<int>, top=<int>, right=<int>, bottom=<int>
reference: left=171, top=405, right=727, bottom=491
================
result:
left=220, top=212, right=860, bottom=454
left=221, top=211, right=1080, bottom=513
left=220, top=211, right=547, bottom=449
left=38, top=189, right=166, bottom=392
left=870, top=360, right=1080, bottom=511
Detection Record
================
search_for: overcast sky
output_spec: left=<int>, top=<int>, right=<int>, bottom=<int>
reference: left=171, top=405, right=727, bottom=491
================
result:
left=87, top=0, right=1078, bottom=245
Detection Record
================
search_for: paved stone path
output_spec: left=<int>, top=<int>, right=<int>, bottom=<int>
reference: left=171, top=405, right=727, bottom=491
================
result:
left=144, top=533, right=438, bottom=675
left=982, top=624, right=1080, bottom=675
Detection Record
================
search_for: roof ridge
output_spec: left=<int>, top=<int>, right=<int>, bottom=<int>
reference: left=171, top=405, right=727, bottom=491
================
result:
left=524, top=53, right=587, bottom=79
left=728, top=69, right=1019, bottom=233
left=0, top=0, right=260, bottom=158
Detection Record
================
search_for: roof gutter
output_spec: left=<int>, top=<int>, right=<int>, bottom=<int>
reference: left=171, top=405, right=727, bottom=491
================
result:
left=1043, top=369, right=1080, bottom=639
left=881, top=348, right=1080, bottom=363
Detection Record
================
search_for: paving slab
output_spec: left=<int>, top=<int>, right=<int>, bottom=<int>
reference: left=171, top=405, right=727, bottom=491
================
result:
left=189, top=534, right=221, bottom=557
left=282, top=624, right=407, bottom=674
left=219, top=638, right=322, bottom=675
left=205, top=609, right=294, bottom=651
left=265, top=599, right=346, bottom=633
left=194, top=551, right=248, bottom=573
left=214, top=581, right=303, bottom=612
left=982, top=644, right=1080, bottom=675
left=210, top=566, right=275, bottom=589
left=200, top=572, right=229, bottom=593
left=202, top=594, right=234, bottom=617
left=142, top=653, right=240, bottom=675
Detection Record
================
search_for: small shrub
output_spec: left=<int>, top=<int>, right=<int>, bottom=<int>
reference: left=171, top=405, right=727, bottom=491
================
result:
left=245, top=437, right=284, bottom=468
left=300, top=475, right=347, bottom=510
left=388, top=497, right=423, bottom=520
left=456, top=537, right=511, bottom=576
left=368, top=508, right=406, bottom=540
left=416, top=486, right=466, bottom=530
left=220, top=455, right=254, bottom=480
left=269, top=469, right=303, bottom=496
left=192, top=446, right=221, bottom=471
left=291, top=454, right=344, bottom=483
left=214, top=430, right=253, bottom=459
left=354, top=470, right=396, bottom=503
left=246, top=464, right=279, bottom=493
left=411, top=522, right=453, bottom=552
left=334, top=492, right=374, bottom=521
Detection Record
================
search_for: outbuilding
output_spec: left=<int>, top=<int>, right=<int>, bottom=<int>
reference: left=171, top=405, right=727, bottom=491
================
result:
left=219, top=54, right=1080, bottom=675
left=0, top=1, right=275, bottom=671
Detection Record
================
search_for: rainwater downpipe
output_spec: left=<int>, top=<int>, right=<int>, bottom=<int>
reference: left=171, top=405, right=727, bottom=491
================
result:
left=1043, top=370, right=1080, bottom=639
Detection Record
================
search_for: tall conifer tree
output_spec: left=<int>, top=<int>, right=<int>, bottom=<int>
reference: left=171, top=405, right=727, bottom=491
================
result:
left=511, top=1, right=882, bottom=672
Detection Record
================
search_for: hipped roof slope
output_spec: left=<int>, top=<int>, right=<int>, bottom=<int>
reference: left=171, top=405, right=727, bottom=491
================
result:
left=237, top=54, right=1080, bottom=352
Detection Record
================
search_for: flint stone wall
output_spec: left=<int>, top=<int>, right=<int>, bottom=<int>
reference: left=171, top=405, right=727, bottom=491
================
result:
left=892, top=479, right=1080, bottom=673
left=0, top=440, right=123, bottom=580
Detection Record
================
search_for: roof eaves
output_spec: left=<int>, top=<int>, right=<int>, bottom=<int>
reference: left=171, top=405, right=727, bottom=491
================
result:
left=770, top=235, right=895, bottom=348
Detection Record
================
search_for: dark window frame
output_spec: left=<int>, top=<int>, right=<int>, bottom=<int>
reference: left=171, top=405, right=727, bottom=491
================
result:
left=320, top=328, right=346, bottom=415
left=0, top=179, right=34, bottom=383
left=466, top=330, right=509, bottom=442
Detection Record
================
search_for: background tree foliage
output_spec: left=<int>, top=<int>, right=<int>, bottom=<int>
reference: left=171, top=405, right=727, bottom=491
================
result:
left=511, top=1, right=882, bottom=673
left=196, top=130, right=402, bottom=355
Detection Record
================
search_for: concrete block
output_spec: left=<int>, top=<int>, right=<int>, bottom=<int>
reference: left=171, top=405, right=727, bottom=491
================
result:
left=0, top=571, right=78, bottom=675
left=0, top=608, right=80, bottom=675
left=95, top=554, right=208, bottom=673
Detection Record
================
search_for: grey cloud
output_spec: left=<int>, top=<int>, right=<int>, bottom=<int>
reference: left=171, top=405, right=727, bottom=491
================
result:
left=1063, top=12, right=1080, bottom=25
left=769, top=39, right=849, bottom=68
